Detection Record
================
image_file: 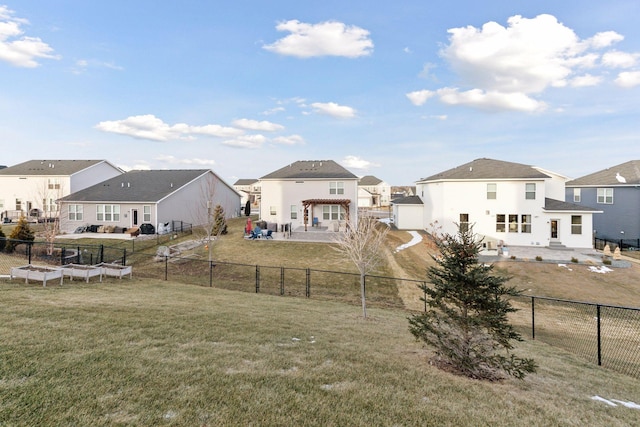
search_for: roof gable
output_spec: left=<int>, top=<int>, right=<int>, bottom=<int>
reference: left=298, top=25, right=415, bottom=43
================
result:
left=60, top=169, right=210, bottom=203
left=418, top=158, right=551, bottom=182
left=543, top=198, right=600, bottom=212
left=261, top=160, right=357, bottom=180
left=234, top=179, right=258, bottom=186
left=359, top=175, right=383, bottom=185
left=566, top=160, right=640, bottom=186
left=0, top=160, right=111, bottom=176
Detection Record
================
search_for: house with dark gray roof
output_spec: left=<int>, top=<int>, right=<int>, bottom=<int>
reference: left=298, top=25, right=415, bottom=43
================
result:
left=395, top=158, right=599, bottom=249
left=358, top=175, right=391, bottom=207
left=0, top=159, right=122, bottom=221
left=233, top=178, right=261, bottom=212
left=259, top=160, right=359, bottom=231
left=565, top=160, right=640, bottom=243
left=58, top=169, right=240, bottom=234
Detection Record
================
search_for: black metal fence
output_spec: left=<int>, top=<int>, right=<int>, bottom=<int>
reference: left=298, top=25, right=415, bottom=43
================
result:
left=594, top=237, right=640, bottom=251
left=0, top=238, right=127, bottom=275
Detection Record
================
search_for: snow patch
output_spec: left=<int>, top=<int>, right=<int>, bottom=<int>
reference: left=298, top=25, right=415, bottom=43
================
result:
left=589, top=266, right=613, bottom=274
left=592, top=395, right=640, bottom=409
left=394, top=231, right=422, bottom=253
left=558, top=263, right=573, bottom=271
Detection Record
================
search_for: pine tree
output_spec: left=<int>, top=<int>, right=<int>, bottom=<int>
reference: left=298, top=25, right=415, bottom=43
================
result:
left=6, top=216, right=35, bottom=253
left=408, top=225, right=536, bottom=380
left=211, top=204, right=227, bottom=236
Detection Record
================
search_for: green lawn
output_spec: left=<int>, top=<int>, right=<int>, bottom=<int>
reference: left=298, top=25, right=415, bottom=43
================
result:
left=1, top=280, right=639, bottom=426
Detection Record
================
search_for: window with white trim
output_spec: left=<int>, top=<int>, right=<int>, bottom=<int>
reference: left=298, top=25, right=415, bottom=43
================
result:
left=48, top=179, right=60, bottom=189
left=322, top=205, right=345, bottom=220
left=68, top=204, right=83, bottom=221
left=571, top=216, right=582, bottom=234
left=508, top=214, right=518, bottom=232
left=597, top=188, right=613, bottom=204
left=0, top=199, right=4, bottom=209
left=459, top=213, right=469, bottom=233
left=329, top=181, right=344, bottom=195
left=15, top=198, right=22, bottom=211
left=496, top=214, right=506, bottom=232
left=290, top=205, right=297, bottom=220
left=525, top=183, right=536, bottom=200
left=487, top=183, right=497, bottom=200
left=521, top=215, right=531, bottom=233
left=270, top=206, right=276, bottom=215
left=143, top=206, right=151, bottom=222
left=96, top=204, right=120, bottom=222
left=573, top=188, right=581, bottom=203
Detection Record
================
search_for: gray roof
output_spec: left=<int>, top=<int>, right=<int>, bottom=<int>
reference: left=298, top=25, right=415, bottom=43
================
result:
left=543, top=198, right=600, bottom=212
left=359, top=175, right=383, bottom=186
left=233, top=178, right=258, bottom=186
left=566, top=160, right=640, bottom=186
left=261, top=160, right=357, bottom=180
left=0, top=160, right=110, bottom=176
left=392, top=195, right=423, bottom=205
left=60, top=169, right=209, bottom=203
left=418, top=158, right=550, bottom=182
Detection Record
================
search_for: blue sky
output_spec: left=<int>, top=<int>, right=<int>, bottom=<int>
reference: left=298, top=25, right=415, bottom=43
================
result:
left=2, top=1, right=640, bottom=185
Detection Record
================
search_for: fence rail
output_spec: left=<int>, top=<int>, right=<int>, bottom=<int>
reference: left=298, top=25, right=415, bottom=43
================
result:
left=594, top=237, right=640, bottom=251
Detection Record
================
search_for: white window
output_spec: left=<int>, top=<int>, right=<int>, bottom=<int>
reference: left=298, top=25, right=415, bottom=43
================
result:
left=270, top=206, right=276, bottom=215
left=0, top=199, right=3, bottom=209
left=329, top=182, right=344, bottom=195
left=322, top=205, right=345, bottom=220
left=597, top=188, right=613, bottom=204
left=508, top=214, right=518, bottom=233
left=48, top=179, right=60, bottom=190
left=290, top=205, right=297, bottom=220
left=571, top=216, right=582, bottom=234
left=96, top=204, right=120, bottom=222
left=15, top=198, right=22, bottom=211
left=496, top=214, right=505, bottom=232
left=459, top=213, right=469, bottom=233
left=573, top=188, right=581, bottom=203
left=521, top=215, right=531, bottom=233
left=525, top=183, right=536, bottom=200
left=487, top=183, right=497, bottom=200
left=68, top=204, right=83, bottom=221
left=143, top=206, right=151, bottom=222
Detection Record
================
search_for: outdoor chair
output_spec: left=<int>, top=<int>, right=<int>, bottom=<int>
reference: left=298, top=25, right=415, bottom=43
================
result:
left=264, top=230, right=273, bottom=239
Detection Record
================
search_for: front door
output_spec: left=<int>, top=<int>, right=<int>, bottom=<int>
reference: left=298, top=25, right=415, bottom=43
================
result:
left=132, top=209, right=138, bottom=226
left=550, top=219, right=559, bottom=241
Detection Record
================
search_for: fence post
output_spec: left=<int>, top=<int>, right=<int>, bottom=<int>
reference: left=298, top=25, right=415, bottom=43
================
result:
left=306, top=268, right=310, bottom=298
left=28, top=242, right=32, bottom=264
left=100, top=245, right=104, bottom=264
left=123, top=249, right=127, bottom=266
left=209, top=261, right=214, bottom=287
left=164, top=255, right=168, bottom=281
left=280, top=267, right=284, bottom=296
left=255, top=265, right=260, bottom=293
left=531, top=297, right=536, bottom=340
left=597, top=305, right=602, bottom=366
left=77, top=246, right=81, bottom=264
left=60, top=247, right=65, bottom=265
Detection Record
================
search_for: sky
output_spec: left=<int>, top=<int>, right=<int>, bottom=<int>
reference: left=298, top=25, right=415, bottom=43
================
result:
left=2, top=1, right=640, bottom=186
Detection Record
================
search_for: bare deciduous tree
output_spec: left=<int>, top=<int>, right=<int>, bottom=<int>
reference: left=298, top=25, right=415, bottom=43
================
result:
left=33, top=180, right=64, bottom=256
left=192, top=174, right=229, bottom=262
left=333, top=216, right=389, bottom=318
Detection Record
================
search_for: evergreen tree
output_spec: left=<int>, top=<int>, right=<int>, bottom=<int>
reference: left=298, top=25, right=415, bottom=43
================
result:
left=245, top=199, right=251, bottom=216
left=211, top=204, right=228, bottom=236
left=408, top=225, right=536, bottom=380
left=6, top=216, right=35, bottom=253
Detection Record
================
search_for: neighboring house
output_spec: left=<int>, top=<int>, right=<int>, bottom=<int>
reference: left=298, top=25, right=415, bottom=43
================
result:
left=391, top=186, right=416, bottom=201
left=396, top=158, right=599, bottom=249
left=259, top=160, right=358, bottom=231
left=233, top=179, right=261, bottom=208
left=565, top=160, right=640, bottom=241
left=391, top=195, right=423, bottom=230
left=358, top=175, right=391, bottom=207
left=0, top=159, right=123, bottom=221
left=58, top=169, right=240, bottom=234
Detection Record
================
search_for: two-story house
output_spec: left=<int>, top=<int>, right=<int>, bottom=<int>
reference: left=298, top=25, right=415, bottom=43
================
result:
left=259, top=160, right=359, bottom=231
left=357, top=175, right=391, bottom=208
left=394, top=158, right=599, bottom=249
left=565, top=160, right=640, bottom=241
left=233, top=179, right=261, bottom=212
left=0, top=159, right=123, bottom=221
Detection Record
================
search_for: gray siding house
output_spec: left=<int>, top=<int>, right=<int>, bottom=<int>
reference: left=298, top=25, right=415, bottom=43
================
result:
left=58, top=169, right=240, bottom=234
left=565, top=160, right=640, bottom=241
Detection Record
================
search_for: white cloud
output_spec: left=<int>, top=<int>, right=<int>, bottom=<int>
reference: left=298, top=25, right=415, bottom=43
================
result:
left=602, top=51, right=639, bottom=68
left=569, top=74, right=602, bottom=87
left=118, top=163, right=151, bottom=172
left=232, top=118, right=284, bottom=132
left=273, top=134, right=305, bottom=145
left=437, top=88, right=546, bottom=112
left=261, top=106, right=285, bottom=115
left=222, top=134, right=267, bottom=149
left=0, top=5, right=60, bottom=67
left=263, top=20, right=373, bottom=58
left=341, top=155, right=380, bottom=170
left=72, top=58, right=124, bottom=74
left=406, top=89, right=435, bottom=106
left=615, top=71, right=640, bottom=88
left=311, top=102, right=356, bottom=118
left=95, top=114, right=243, bottom=141
left=586, top=31, right=624, bottom=49
left=154, top=155, right=216, bottom=166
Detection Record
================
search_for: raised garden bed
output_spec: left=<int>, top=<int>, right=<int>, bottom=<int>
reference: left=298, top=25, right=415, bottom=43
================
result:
left=95, top=262, right=132, bottom=279
left=10, top=265, right=63, bottom=287
left=62, top=264, right=103, bottom=283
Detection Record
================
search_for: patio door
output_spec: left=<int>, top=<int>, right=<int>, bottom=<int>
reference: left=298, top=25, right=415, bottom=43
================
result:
left=132, top=209, right=138, bottom=226
left=550, top=219, right=560, bottom=241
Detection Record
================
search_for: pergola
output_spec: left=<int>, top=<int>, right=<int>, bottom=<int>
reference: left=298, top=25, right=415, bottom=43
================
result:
left=301, top=199, right=351, bottom=231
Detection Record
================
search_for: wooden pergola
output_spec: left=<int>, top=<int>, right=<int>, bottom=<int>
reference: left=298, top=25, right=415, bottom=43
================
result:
left=301, top=199, right=351, bottom=231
